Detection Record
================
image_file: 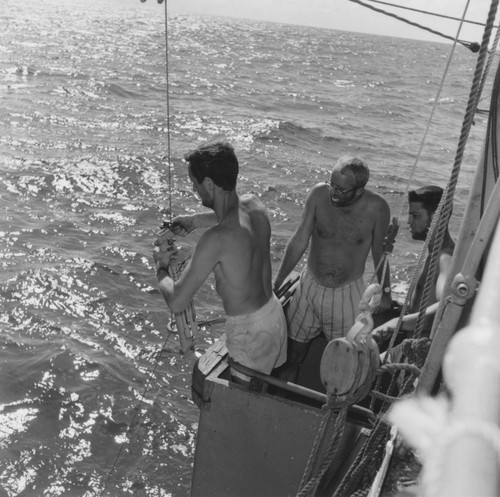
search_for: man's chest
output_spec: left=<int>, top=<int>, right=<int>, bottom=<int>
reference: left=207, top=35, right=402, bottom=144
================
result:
left=314, top=212, right=372, bottom=246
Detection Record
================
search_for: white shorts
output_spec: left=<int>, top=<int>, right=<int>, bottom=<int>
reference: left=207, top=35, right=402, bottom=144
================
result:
left=225, top=295, right=287, bottom=379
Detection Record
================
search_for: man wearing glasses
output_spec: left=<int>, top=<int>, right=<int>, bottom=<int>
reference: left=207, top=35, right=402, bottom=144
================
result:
left=273, top=156, right=392, bottom=382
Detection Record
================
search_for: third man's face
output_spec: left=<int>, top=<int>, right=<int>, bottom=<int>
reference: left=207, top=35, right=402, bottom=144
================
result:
left=408, top=201, right=432, bottom=240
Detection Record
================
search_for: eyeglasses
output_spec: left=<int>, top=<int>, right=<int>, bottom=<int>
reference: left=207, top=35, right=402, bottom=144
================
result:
left=330, top=183, right=359, bottom=196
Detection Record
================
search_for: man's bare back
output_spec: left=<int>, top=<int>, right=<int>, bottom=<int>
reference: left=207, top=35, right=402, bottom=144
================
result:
left=153, top=139, right=287, bottom=379
left=209, top=194, right=273, bottom=316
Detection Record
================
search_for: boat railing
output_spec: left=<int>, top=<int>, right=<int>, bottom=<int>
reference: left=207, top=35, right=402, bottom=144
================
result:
left=227, top=357, right=376, bottom=427
left=228, top=357, right=328, bottom=404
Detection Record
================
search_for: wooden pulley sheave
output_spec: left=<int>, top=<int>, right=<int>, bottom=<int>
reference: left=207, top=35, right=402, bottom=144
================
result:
left=320, top=283, right=381, bottom=409
left=319, top=218, right=398, bottom=408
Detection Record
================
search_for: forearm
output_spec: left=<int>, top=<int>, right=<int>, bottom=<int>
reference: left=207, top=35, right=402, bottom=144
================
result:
left=274, top=240, right=306, bottom=290
left=193, top=212, right=217, bottom=228
left=156, top=266, right=175, bottom=308
left=400, top=301, right=439, bottom=332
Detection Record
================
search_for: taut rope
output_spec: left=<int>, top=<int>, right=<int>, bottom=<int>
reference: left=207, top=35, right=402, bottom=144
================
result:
left=366, top=0, right=497, bottom=30
left=100, top=1, right=178, bottom=493
left=348, top=0, right=480, bottom=51
left=414, top=0, right=500, bottom=338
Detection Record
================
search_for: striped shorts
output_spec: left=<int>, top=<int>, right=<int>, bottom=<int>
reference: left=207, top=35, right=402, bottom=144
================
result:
left=286, top=268, right=366, bottom=342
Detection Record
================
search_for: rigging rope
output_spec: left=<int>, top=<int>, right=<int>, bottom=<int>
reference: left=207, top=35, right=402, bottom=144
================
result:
left=361, top=2, right=499, bottom=490
left=414, top=0, right=500, bottom=338
left=478, top=26, right=500, bottom=201
left=363, top=0, right=472, bottom=311
left=366, top=0, right=497, bottom=29
left=296, top=409, right=348, bottom=497
left=397, top=0, right=471, bottom=212
left=101, top=1, right=177, bottom=493
left=100, top=328, right=176, bottom=495
left=333, top=364, right=420, bottom=497
left=347, top=0, right=480, bottom=52
left=163, top=0, right=173, bottom=224
left=484, top=45, right=500, bottom=194
left=367, top=3, right=472, bottom=383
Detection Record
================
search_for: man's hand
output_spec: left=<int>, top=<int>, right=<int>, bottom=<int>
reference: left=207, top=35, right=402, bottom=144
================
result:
left=153, top=230, right=178, bottom=271
left=170, top=215, right=196, bottom=237
left=371, top=317, right=398, bottom=345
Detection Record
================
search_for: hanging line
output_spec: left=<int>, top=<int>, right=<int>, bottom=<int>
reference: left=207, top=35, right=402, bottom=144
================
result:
left=390, top=0, right=499, bottom=343
left=100, top=1, right=176, bottom=494
left=366, top=0, right=498, bottom=30
left=397, top=2, right=470, bottom=219
left=478, top=22, right=500, bottom=105
left=366, top=0, right=470, bottom=317
left=373, top=0, right=472, bottom=367
left=163, top=0, right=173, bottom=224
left=347, top=0, right=480, bottom=52
left=413, top=0, right=499, bottom=339
left=359, top=1, right=469, bottom=307
left=99, top=329, right=176, bottom=496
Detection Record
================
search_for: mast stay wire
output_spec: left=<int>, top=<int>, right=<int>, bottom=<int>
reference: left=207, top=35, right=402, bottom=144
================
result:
left=369, top=0, right=471, bottom=385
left=163, top=0, right=173, bottom=224
left=366, top=0, right=498, bottom=30
left=414, top=0, right=500, bottom=338
left=100, top=1, right=178, bottom=494
left=347, top=0, right=480, bottom=51
left=380, top=0, right=496, bottom=347
left=360, top=4, right=469, bottom=301
left=478, top=22, right=500, bottom=103
left=350, top=0, right=473, bottom=282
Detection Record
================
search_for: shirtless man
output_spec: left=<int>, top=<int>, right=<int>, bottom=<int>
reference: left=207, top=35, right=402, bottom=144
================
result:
left=153, top=140, right=287, bottom=382
left=273, top=156, right=392, bottom=381
left=372, top=185, right=455, bottom=341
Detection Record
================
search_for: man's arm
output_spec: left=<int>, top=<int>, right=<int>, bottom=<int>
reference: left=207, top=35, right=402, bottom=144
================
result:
left=372, top=251, right=454, bottom=342
left=171, top=211, right=218, bottom=236
left=371, top=302, right=440, bottom=344
left=435, top=251, right=453, bottom=301
left=273, top=186, right=317, bottom=292
left=156, top=229, right=220, bottom=314
left=371, top=197, right=392, bottom=310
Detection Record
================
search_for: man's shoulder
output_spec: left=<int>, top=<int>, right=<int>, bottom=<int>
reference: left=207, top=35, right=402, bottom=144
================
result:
left=240, top=192, right=259, bottom=202
left=363, top=188, right=388, bottom=205
left=307, top=182, right=329, bottom=205
left=199, top=224, right=225, bottom=244
left=239, top=193, right=265, bottom=209
left=359, top=189, right=390, bottom=214
left=311, top=181, right=329, bottom=193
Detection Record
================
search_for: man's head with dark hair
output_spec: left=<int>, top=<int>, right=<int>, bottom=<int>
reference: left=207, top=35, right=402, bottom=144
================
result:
left=408, top=186, right=443, bottom=216
left=408, top=185, right=444, bottom=241
left=184, top=140, right=239, bottom=192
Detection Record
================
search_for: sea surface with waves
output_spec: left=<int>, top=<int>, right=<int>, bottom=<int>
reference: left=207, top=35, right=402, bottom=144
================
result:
left=0, top=0, right=491, bottom=495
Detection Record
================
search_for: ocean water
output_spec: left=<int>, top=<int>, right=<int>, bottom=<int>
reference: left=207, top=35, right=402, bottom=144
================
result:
left=0, top=0, right=491, bottom=495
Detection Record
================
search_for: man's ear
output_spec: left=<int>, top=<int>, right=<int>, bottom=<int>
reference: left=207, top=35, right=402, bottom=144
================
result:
left=202, top=176, right=214, bottom=192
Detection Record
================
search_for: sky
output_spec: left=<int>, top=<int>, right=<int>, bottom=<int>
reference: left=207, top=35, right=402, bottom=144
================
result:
left=131, top=0, right=497, bottom=44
